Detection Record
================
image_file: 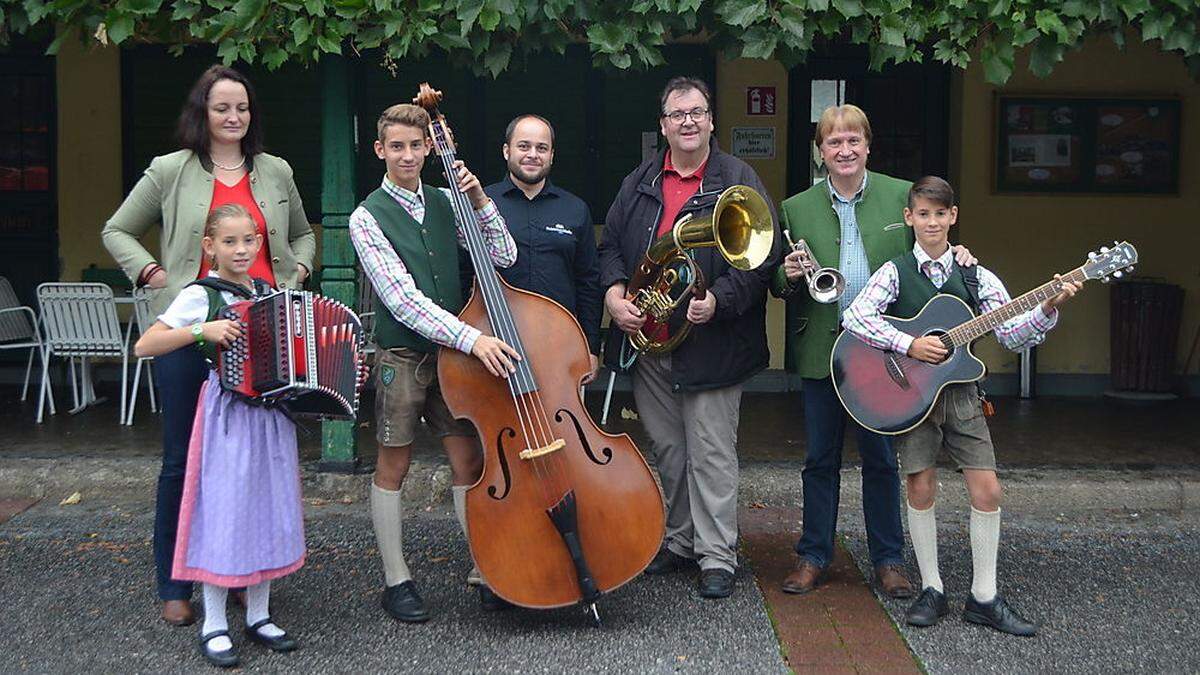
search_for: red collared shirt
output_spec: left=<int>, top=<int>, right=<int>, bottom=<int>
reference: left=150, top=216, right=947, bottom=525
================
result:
left=655, top=151, right=708, bottom=238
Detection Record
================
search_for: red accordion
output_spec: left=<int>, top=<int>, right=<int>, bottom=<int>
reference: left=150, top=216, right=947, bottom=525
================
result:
left=217, top=289, right=366, bottom=419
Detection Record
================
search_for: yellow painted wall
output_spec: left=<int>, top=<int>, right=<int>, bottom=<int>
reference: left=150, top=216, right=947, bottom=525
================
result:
left=953, top=34, right=1200, bottom=376
left=55, top=34, right=128, bottom=282
left=716, top=58, right=789, bottom=369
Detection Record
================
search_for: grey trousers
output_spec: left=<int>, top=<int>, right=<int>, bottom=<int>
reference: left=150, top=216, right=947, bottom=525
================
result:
left=632, top=353, right=743, bottom=573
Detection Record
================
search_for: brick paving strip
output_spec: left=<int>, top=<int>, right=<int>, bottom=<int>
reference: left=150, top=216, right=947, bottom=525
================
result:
left=0, top=498, right=39, bottom=526
left=741, top=506, right=921, bottom=674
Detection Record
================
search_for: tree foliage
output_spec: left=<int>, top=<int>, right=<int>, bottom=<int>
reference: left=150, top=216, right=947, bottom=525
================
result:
left=2, top=0, right=1198, bottom=83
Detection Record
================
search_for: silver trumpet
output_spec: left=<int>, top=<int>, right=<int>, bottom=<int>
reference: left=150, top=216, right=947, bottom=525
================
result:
left=784, top=231, right=845, bottom=304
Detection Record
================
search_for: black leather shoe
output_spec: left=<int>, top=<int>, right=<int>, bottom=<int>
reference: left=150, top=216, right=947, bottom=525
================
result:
left=963, top=594, right=1038, bottom=637
left=381, top=580, right=430, bottom=623
left=905, top=587, right=950, bottom=627
left=644, top=548, right=695, bottom=575
left=478, top=586, right=515, bottom=612
left=697, top=569, right=735, bottom=599
left=245, top=617, right=299, bottom=652
left=198, top=630, right=239, bottom=668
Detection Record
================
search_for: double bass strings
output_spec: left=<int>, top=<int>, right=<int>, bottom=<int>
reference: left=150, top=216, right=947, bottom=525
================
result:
left=429, top=119, right=574, bottom=505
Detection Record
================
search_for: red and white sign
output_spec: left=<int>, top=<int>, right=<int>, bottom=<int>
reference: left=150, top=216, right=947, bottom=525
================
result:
left=746, top=86, right=776, bottom=116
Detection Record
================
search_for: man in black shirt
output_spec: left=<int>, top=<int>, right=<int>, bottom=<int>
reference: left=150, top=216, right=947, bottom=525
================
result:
left=482, top=114, right=603, bottom=383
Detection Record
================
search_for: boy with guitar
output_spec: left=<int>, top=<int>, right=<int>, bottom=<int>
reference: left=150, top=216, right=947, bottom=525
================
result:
left=841, top=176, right=1081, bottom=636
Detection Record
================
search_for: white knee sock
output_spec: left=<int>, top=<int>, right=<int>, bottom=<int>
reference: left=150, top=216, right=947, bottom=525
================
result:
left=371, top=482, right=411, bottom=587
left=453, top=485, right=483, bottom=586
left=245, top=580, right=284, bottom=637
left=970, top=506, right=1001, bottom=603
left=907, top=501, right=943, bottom=593
left=201, top=583, right=231, bottom=651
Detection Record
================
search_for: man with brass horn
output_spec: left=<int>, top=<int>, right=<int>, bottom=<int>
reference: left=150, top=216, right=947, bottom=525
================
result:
left=773, top=104, right=975, bottom=598
left=599, top=76, right=782, bottom=600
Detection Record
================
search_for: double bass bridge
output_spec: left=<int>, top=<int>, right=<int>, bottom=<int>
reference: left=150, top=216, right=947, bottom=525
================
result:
left=519, top=438, right=565, bottom=460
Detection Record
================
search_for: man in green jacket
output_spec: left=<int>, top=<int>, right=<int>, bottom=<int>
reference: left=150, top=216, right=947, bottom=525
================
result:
left=773, top=104, right=974, bottom=598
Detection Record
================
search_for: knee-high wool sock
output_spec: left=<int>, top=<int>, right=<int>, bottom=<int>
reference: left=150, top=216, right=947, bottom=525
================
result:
left=453, top=485, right=483, bottom=586
left=201, top=583, right=231, bottom=651
left=245, top=580, right=284, bottom=637
left=371, top=482, right=411, bottom=587
left=907, top=501, right=943, bottom=593
left=970, top=506, right=1001, bottom=603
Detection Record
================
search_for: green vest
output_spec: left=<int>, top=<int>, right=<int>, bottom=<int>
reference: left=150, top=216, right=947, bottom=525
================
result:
left=773, top=172, right=914, bottom=379
left=361, top=186, right=464, bottom=353
left=199, top=286, right=227, bottom=364
left=886, top=251, right=975, bottom=319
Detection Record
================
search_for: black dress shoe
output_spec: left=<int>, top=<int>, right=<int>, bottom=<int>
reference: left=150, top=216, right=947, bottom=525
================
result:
left=478, top=586, right=515, bottom=612
left=905, top=587, right=950, bottom=627
left=644, top=548, right=695, bottom=575
left=198, top=630, right=239, bottom=668
left=697, top=569, right=736, bottom=599
left=245, top=617, right=299, bottom=652
left=963, top=594, right=1038, bottom=637
left=381, top=580, right=430, bottom=623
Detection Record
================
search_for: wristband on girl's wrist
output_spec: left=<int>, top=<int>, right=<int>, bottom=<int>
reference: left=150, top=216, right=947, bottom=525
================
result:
left=190, top=324, right=205, bottom=345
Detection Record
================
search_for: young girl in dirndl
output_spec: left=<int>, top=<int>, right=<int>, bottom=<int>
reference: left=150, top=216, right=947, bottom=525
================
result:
left=135, top=203, right=305, bottom=668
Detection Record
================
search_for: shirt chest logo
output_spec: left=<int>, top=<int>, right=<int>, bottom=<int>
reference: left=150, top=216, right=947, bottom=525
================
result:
left=543, top=223, right=573, bottom=236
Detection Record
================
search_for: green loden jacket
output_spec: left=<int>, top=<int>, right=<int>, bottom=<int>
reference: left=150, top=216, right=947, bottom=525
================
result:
left=102, top=149, right=316, bottom=316
left=771, top=171, right=913, bottom=379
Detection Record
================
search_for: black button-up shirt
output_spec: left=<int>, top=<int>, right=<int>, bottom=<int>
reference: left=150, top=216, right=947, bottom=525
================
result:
left=480, top=175, right=602, bottom=354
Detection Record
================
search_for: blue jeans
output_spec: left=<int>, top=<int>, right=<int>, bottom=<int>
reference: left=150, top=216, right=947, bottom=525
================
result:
left=152, top=346, right=208, bottom=601
left=795, top=377, right=905, bottom=569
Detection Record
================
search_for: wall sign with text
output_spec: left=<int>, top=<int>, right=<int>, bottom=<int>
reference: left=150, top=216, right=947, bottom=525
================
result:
left=995, top=95, right=1180, bottom=194
left=731, top=127, right=775, bottom=159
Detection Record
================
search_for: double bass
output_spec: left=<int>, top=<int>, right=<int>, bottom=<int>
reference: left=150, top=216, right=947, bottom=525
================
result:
left=414, top=84, right=665, bottom=622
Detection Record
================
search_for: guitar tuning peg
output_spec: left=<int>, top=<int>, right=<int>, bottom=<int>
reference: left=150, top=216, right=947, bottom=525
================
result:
left=1100, top=246, right=1110, bottom=253
left=1088, top=252, right=1097, bottom=260
left=1127, top=266, right=1135, bottom=274
left=1101, top=277, right=1110, bottom=284
left=1113, top=271, right=1123, bottom=278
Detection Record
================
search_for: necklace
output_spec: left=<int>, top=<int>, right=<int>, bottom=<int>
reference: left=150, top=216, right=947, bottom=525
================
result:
left=211, top=155, right=246, bottom=171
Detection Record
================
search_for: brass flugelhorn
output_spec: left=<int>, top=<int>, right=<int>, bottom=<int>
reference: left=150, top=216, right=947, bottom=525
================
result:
left=625, top=185, right=775, bottom=354
left=784, top=231, right=845, bottom=304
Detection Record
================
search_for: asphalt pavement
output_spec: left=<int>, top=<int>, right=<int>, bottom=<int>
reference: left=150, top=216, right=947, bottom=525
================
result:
left=0, top=498, right=787, bottom=674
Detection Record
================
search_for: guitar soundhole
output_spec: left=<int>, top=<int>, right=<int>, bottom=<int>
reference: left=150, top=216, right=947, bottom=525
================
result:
left=923, top=329, right=955, bottom=364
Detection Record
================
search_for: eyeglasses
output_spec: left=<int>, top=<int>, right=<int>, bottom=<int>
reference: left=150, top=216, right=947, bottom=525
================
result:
left=662, top=108, right=710, bottom=124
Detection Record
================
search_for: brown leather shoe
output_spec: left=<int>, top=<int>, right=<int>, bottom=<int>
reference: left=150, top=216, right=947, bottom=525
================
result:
left=161, top=599, right=196, bottom=626
left=781, top=560, right=825, bottom=595
left=875, top=564, right=916, bottom=599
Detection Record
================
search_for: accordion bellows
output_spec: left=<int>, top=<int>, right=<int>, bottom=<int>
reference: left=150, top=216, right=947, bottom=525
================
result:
left=218, top=290, right=365, bottom=419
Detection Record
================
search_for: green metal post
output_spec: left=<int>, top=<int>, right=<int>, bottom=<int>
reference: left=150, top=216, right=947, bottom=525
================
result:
left=319, top=55, right=361, bottom=472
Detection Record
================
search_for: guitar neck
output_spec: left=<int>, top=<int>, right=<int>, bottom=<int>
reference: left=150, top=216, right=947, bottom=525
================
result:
left=945, top=266, right=1088, bottom=347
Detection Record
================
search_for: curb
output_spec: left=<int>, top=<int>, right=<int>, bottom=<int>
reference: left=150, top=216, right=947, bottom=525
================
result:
left=2, top=456, right=1198, bottom=514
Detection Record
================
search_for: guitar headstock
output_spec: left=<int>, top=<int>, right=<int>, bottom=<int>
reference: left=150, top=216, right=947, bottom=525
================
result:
left=1083, top=241, right=1138, bottom=283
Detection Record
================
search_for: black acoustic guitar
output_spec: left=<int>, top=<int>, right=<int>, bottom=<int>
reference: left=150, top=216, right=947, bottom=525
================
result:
left=831, top=242, right=1138, bottom=435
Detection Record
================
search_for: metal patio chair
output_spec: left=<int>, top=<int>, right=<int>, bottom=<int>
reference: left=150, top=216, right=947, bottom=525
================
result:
left=36, top=283, right=129, bottom=424
left=123, top=287, right=158, bottom=425
left=0, top=276, right=52, bottom=411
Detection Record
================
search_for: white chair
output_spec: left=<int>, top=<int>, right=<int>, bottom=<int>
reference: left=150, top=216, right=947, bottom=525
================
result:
left=36, top=283, right=129, bottom=424
left=124, top=287, right=158, bottom=425
left=0, top=276, right=52, bottom=411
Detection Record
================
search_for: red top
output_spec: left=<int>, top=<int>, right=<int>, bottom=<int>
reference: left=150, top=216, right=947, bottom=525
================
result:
left=197, top=173, right=276, bottom=286
left=655, top=150, right=708, bottom=238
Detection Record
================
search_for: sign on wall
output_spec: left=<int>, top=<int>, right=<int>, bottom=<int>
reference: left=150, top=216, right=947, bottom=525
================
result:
left=731, top=127, right=775, bottom=159
left=746, top=86, right=776, bottom=116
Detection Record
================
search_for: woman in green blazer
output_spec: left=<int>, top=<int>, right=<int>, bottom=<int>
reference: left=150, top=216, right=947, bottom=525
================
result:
left=101, top=65, right=315, bottom=628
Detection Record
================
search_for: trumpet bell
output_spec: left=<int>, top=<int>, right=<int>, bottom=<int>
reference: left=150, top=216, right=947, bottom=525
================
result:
left=809, top=268, right=846, bottom=304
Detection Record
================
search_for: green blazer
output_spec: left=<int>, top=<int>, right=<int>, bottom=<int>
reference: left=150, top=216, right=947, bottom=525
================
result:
left=771, top=171, right=913, bottom=379
left=101, top=149, right=316, bottom=316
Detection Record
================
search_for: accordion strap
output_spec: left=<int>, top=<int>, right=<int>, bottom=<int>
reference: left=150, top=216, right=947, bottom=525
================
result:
left=187, top=277, right=257, bottom=300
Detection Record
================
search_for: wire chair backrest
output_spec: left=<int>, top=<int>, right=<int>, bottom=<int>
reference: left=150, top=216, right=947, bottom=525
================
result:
left=355, top=268, right=378, bottom=347
left=132, top=286, right=157, bottom=335
left=37, top=283, right=125, bottom=357
left=0, top=276, right=37, bottom=343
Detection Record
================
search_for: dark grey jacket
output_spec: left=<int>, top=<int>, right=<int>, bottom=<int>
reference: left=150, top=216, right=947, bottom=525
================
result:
left=598, top=140, right=783, bottom=392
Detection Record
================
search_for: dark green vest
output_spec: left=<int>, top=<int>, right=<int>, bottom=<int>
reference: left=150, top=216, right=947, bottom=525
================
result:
left=361, top=186, right=464, bottom=353
left=886, top=251, right=975, bottom=319
left=199, top=286, right=227, bottom=364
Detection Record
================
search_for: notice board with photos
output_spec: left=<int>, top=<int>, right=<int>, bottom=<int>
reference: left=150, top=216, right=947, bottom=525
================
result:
left=995, top=95, right=1181, bottom=194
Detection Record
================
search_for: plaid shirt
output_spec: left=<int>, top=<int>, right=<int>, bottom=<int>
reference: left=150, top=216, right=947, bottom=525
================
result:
left=349, top=177, right=516, bottom=353
left=830, top=174, right=874, bottom=313
left=843, top=242, right=1058, bottom=356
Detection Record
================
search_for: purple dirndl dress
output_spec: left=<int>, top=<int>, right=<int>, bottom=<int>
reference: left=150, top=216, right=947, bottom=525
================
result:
left=172, top=371, right=305, bottom=587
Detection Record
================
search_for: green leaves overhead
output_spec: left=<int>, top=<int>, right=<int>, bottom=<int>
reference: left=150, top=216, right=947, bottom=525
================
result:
left=2, top=0, right=1197, bottom=82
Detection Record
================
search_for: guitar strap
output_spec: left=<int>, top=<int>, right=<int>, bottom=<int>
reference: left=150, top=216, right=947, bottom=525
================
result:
left=957, top=264, right=995, bottom=416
